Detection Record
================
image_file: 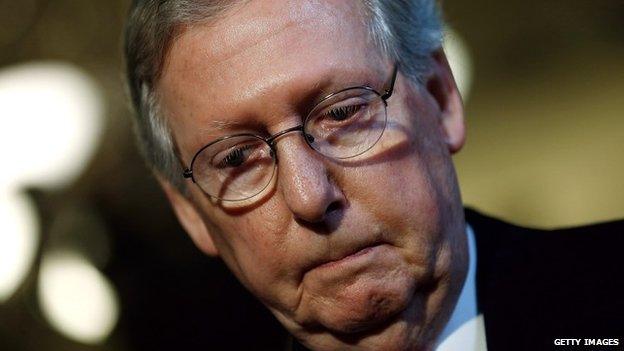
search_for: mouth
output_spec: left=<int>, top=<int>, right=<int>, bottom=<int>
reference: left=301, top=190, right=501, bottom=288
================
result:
left=314, top=241, right=387, bottom=271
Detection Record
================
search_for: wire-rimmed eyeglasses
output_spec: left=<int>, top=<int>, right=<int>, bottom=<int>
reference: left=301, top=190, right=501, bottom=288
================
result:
left=182, top=64, right=399, bottom=201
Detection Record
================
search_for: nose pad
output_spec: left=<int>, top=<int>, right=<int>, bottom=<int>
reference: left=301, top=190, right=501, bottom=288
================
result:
left=305, top=133, right=315, bottom=143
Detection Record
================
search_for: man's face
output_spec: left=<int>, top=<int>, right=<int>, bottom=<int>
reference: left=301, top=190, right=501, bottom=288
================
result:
left=158, top=0, right=467, bottom=349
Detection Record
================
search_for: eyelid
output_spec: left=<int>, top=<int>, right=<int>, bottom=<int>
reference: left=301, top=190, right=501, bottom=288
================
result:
left=310, top=89, right=373, bottom=117
left=312, top=82, right=375, bottom=106
left=214, top=143, right=255, bottom=168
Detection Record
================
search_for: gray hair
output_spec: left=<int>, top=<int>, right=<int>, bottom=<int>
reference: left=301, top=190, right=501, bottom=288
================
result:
left=124, top=0, right=443, bottom=191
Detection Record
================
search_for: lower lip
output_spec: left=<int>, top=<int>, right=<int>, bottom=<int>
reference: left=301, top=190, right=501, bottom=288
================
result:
left=318, top=244, right=383, bottom=270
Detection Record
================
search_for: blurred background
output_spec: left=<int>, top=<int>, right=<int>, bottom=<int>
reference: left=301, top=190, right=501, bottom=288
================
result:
left=0, top=0, right=622, bottom=350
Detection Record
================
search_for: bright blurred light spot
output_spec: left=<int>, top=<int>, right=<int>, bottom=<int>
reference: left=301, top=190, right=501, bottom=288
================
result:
left=38, top=251, right=119, bottom=344
left=0, top=61, right=103, bottom=189
left=444, top=28, right=473, bottom=101
left=0, top=191, right=39, bottom=302
left=0, top=61, right=104, bottom=303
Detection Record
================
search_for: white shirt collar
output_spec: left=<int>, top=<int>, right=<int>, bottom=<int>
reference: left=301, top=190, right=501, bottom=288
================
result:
left=435, top=224, right=487, bottom=351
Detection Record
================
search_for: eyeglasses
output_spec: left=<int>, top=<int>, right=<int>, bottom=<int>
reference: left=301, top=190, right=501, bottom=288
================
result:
left=182, top=64, right=399, bottom=201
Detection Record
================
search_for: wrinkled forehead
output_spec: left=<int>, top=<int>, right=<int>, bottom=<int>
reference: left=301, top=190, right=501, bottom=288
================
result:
left=158, top=0, right=384, bottom=106
left=158, top=0, right=388, bottom=154
left=204, top=0, right=364, bottom=59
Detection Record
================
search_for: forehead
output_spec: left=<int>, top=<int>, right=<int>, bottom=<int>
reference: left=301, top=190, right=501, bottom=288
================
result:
left=158, top=0, right=386, bottom=152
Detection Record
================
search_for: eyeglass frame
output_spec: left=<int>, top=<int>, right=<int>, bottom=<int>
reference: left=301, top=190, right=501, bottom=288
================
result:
left=182, top=64, right=399, bottom=199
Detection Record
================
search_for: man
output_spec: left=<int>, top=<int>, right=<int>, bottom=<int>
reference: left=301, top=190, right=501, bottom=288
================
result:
left=124, top=0, right=624, bottom=350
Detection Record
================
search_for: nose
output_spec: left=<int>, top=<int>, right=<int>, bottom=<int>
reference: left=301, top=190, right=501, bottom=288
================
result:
left=274, top=134, right=346, bottom=224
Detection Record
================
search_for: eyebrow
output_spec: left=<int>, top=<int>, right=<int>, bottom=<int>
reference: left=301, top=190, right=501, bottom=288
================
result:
left=314, top=71, right=379, bottom=102
left=194, top=118, right=265, bottom=147
left=207, top=119, right=247, bottom=132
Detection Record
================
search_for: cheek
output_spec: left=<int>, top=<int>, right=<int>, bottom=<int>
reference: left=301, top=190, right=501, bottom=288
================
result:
left=197, top=198, right=301, bottom=304
left=357, top=82, right=457, bottom=235
left=377, top=163, right=444, bottom=265
left=340, top=100, right=457, bottom=264
left=349, top=149, right=445, bottom=230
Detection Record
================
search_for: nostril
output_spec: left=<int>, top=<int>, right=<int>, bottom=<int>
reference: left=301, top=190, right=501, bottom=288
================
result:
left=325, top=201, right=342, bottom=216
left=319, top=200, right=345, bottom=232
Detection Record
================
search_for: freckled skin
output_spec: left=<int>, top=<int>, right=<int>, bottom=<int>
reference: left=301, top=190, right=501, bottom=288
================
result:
left=158, top=0, right=468, bottom=350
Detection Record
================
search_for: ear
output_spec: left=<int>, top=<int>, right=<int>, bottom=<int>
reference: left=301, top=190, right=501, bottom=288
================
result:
left=425, top=49, right=466, bottom=154
left=157, top=176, right=219, bottom=256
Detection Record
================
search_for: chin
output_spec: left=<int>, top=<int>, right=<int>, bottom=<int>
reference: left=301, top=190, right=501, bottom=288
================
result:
left=292, top=261, right=456, bottom=351
left=295, top=295, right=436, bottom=351
left=321, top=275, right=416, bottom=334
left=297, top=287, right=449, bottom=351
left=298, top=245, right=422, bottom=333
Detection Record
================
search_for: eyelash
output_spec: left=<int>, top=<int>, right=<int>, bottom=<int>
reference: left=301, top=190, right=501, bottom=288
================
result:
left=217, top=144, right=254, bottom=168
left=325, top=104, right=362, bottom=121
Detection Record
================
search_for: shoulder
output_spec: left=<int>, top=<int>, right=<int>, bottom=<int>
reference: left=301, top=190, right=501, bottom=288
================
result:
left=465, top=208, right=624, bottom=349
left=465, top=206, right=624, bottom=238
left=465, top=207, right=624, bottom=266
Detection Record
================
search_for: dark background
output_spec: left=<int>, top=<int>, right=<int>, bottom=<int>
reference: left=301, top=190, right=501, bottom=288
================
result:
left=0, top=0, right=622, bottom=350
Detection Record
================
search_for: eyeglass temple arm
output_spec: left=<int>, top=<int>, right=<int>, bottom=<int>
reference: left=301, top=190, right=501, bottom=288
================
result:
left=381, top=64, right=399, bottom=101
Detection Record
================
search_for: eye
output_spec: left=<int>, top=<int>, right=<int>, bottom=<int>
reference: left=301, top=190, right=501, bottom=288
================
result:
left=216, top=144, right=254, bottom=168
left=325, top=104, right=362, bottom=121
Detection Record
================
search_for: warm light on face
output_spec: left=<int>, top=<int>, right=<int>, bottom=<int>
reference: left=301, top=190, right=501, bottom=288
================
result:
left=159, top=1, right=467, bottom=349
left=37, top=251, right=120, bottom=344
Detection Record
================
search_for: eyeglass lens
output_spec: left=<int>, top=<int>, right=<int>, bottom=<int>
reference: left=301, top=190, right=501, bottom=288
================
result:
left=191, top=87, right=387, bottom=201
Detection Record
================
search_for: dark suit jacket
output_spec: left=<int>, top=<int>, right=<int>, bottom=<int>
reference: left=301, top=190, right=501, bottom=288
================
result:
left=466, top=208, right=624, bottom=350
left=293, top=209, right=624, bottom=350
